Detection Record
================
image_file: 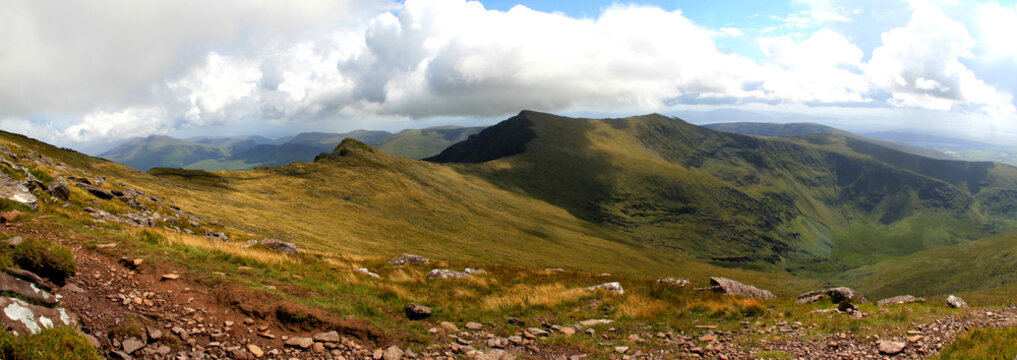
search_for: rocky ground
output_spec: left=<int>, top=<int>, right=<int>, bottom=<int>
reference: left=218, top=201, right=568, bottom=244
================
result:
left=6, top=218, right=1017, bottom=360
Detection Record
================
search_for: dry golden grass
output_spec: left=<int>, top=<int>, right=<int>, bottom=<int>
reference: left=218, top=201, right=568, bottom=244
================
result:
left=480, top=283, right=582, bottom=311
left=617, top=295, right=671, bottom=319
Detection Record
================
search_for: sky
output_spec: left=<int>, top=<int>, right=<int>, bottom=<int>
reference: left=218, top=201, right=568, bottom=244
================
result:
left=2, top=0, right=1017, bottom=153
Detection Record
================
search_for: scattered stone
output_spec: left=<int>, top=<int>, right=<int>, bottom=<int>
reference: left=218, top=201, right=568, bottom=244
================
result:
left=161, top=273, right=180, bottom=281
left=878, top=340, right=907, bottom=355
left=405, top=302, right=432, bottom=320
left=579, top=319, right=614, bottom=327
left=614, top=346, right=629, bottom=354
left=877, top=295, right=926, bottom=306
left=465, top=322, right=483, bottom=330
left=247, top=344, right=264, bottom=358
left=558, top=327, right=576, bottom=336
left=584, top=282, right=624, bottom=294
left=146, top=325, right=162, bottom=341
left=122, top=337, right=145, bottom=354
left=700, top=277, right=776, bottom=299
left=469, top=349, right=516, bottom=360
left=388, top=254, right=430, bottom=265
left=259, top=239, right=298, bottom=254
left=506, top=317, right=525, bottom=326
left=0, top=297, right=76, bottom=336
left=313, top=330, right=341, bottom=343
left=837, top=300, right=858, bottom=313
left=656, top=278, right=690, bottom=287
left=946, top=295, right=968, bottom=308
left=440, top=321, right=459, bottom=332
left=797, top=287, right=867, bottom=304
left=383, top=345, right=404, bottom=360
left=526, top=327, right=549, bottom=337
left=285, top=336, right=314, bottom=349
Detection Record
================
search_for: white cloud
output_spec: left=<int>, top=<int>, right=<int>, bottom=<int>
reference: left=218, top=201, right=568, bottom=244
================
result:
left=0, top=0, right=1014, bottom=147
left=863, top=0, right=1015, bottom=114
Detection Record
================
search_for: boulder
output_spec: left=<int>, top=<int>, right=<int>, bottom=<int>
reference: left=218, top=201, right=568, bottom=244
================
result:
left=405, top=302, right=432, bottom=320
left=0, top=297, right=77, bottom=336
left=0, top=271, right=59, bottom=306
left=797, top=287, right=867, bottom=304
left=426, top=269, right=469, bottom=280
left=584, top=282, right=624, bottom=294
left=46, top=178, right=71, bottom=201
left=259, top=239, right=298, bottom=254
left=5, top=268, right=56, bottom=292
left=388, top=254, right=430, bottom=266
left=122, top=337, right=145, bottom=354
left=656, top=278, right=690, bottom=287
left=877, top=295, right=925, bottom=306
left=702, top=277, right=775, bottom=300
left=946, top=295, right=968, bottom=308
left=0, top=175, right=37, bottom=209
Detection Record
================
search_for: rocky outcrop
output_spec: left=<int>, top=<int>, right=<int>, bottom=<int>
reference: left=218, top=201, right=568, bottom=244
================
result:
left=877, top=295, right=925, bottom=306
left=946, top=295, right=968, bottom=308
left=388, top=254, right=429, bottom=266
left=0, top=271, right=59, bottom=306
left=77, top=183, right=115, bottom=200
left=0, top=297, right=77, bottom=336
left=797, top=287, right=866, bottom=304
left=584, top=282, right=624, bottom=294
left=0, top=175, right=37, bottom=209
left=701, top=277, right=776, bottom=300
left=259, top=239, right=298, bottom=254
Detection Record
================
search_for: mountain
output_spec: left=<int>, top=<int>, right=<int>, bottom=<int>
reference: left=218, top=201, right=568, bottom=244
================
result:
left=862, top=131, right=1017, bottom=166
left=5, top=112, right=1017, bottom=358
left=101, top=131, right=394, bottom=171
left=430, top=111, right=1017, bottom=275
left=704, top=122, right=953, bottom=160
left=377, top=126, right=485, bottom=159
left=99, top=135, right=227, bottom=171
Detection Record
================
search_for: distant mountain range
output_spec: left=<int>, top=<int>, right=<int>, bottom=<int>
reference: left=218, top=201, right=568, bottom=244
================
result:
left=99, top=126, right=484, bottom=171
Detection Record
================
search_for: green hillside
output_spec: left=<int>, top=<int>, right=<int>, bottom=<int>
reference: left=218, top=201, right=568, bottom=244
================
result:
left=431, top=112, right=1017, bottom=273
left=99, top=135, right=227, bottom=170
left=704, top=122, right=953, bottom=160
left=378, top=126, right=484, bottom=159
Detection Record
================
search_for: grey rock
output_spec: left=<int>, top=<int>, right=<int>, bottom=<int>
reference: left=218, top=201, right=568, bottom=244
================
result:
left=122, top=337, right=145, bottom=354
left=946, top=295, right=968, bottom=308
left=405, top=302, right=431, bottom=320
left=0, top=297, right=76, bottom=336
left=383, top=345, right=404, bottom=360
left=46, top=177, right=71, bottom=201
left=388, top=254, right=429, bottom=266
left=877, top=295, right=926, bottom=306
left=284, top=336, right=314, bottom=348
left=0, top=175, right=37, bottom=209
left=426, top=269, right=469, bottom=280
left=313, top=330, right=341, bottom=342
left=878, top=340, right=906, bottom=354
left=701, top=277, right=775, bottom=300
left=798, top=287, right=867, bottom=304
left=656, top=278, right=689, bottom=287
left=76, top=183, right=114, bottom=200
left=584, top=282, right=624, bottom=294
left=259, top=239, right=297, bottom=254
left=0, top=271, right=58, bottom=305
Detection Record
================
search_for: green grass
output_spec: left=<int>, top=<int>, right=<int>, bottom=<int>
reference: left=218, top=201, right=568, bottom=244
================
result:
left=0, top=327, right=101, bottom=360
left=933, top=327, right=1017, bottom=360
left=0, top=235, right=76, bottom=285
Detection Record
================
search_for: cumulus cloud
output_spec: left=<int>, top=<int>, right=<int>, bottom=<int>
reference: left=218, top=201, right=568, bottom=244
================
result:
left=0, top=0, right=1014, bottom=146
left=864, top=0, right=1015, bottom=114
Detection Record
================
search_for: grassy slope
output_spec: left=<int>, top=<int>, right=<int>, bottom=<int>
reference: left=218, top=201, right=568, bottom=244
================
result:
left=99, top=135, right=226, bottom=171
left=704, top=122, right=953, bottom=160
